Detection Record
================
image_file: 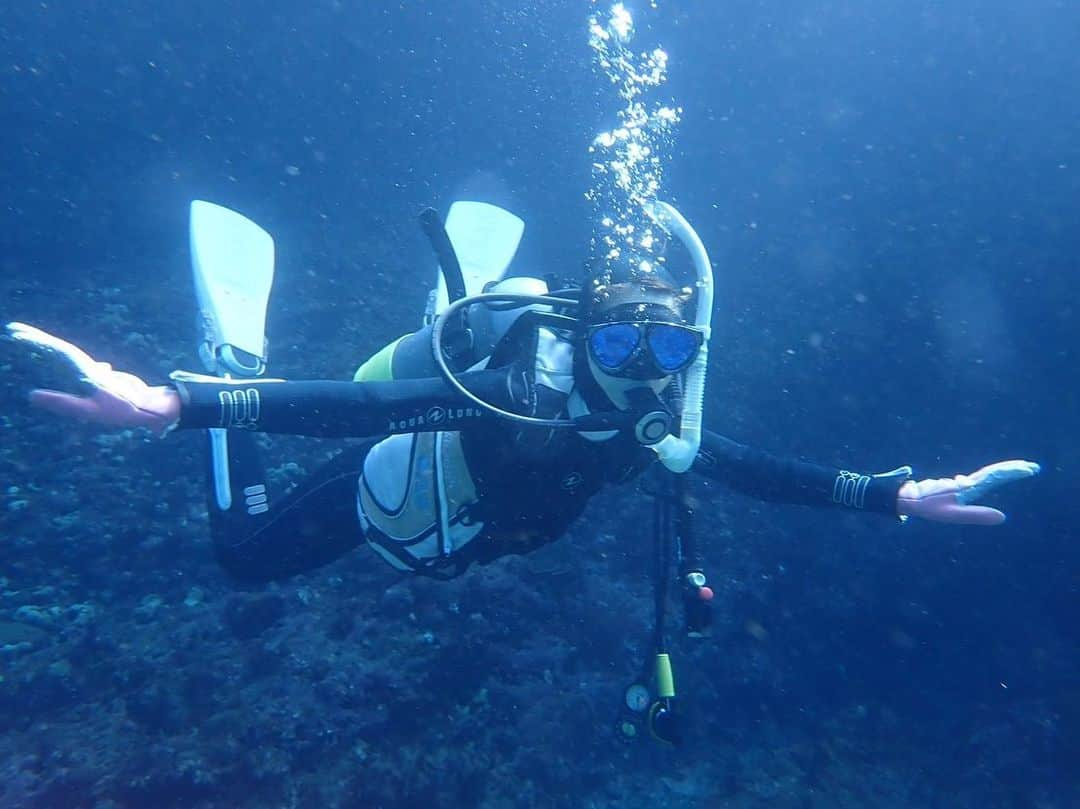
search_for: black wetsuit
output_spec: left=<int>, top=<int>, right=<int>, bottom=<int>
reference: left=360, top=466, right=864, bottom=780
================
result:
left=171, top=365, right=906, bottom=582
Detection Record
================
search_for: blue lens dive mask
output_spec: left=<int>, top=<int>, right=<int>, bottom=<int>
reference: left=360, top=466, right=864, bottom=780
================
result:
left=586, top=321, right=704, bottom=380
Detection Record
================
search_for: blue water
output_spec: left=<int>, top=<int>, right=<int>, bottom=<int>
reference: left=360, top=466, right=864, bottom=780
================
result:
left=0, top=2, right=1076, bottom=807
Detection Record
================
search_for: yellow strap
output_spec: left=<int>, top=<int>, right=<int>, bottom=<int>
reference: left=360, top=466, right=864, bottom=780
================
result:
left=353, top=336, right=406, bottom=382
left=655, top=653, right=675, bottom=699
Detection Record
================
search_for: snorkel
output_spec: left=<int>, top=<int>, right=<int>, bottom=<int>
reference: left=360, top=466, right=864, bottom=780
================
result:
left=642, top=201, right=713, bottom=472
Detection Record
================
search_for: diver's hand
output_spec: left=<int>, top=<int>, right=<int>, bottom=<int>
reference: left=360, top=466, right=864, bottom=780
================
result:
left=896, top=460, right=1041, bottom=525
left=6, top=322, right=180, bottom=434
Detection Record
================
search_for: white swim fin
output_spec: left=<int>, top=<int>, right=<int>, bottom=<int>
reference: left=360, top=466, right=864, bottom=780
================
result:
left=428, top=201, right=525, bottom=321
left=190, top=200, right=275, bottom=377
left=189, top=200, right=274, bottom=513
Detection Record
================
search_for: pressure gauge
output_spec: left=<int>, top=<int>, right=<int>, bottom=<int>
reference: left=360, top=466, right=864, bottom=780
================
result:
left=624, top=683, right=650, bottom=713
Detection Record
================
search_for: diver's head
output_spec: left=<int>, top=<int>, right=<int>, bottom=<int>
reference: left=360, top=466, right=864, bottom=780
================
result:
left=578, top=258, right=703, bottom=408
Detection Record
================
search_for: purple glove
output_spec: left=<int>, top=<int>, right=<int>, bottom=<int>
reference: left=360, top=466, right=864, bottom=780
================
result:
left=6, top=322, right=180, bottom=434
left=896, top=460, right=1041, bottom=525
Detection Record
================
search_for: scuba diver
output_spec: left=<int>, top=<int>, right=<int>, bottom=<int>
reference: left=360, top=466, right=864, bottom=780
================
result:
left=6, top=197, right=1040, bottom=587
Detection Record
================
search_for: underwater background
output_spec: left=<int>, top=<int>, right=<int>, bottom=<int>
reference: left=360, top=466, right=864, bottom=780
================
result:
left=0, top=1, right=1077, bottom=807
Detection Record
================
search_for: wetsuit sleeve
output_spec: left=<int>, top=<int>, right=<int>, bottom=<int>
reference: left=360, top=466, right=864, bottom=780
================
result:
left=693, top=430, right=908, bottom=517
left=170, top=369, right=526, bottom=438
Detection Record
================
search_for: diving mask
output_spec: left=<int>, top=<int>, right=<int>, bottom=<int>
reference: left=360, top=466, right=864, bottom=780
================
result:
left=586, top=320, right=703, bottom=380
